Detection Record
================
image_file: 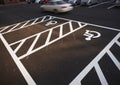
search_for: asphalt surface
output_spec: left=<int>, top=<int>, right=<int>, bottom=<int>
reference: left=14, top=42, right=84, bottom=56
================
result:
left=0, top=1, right=120, bottom=85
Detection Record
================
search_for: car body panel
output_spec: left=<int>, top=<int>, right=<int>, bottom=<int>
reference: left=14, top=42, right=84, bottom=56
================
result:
left=40, top=0, right=73, bottom=13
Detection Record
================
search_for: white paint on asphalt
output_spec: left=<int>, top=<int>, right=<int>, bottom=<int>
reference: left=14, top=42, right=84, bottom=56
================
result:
left=69, top=33, right=120, bottom=85
left=89, top=1, right=112, bottom=8
left=94, top=63, right=108, bottom=85
left=45, top=20, right=58, bottom=26
left=107, top=50, right=120, bottom=71
left=18, top=21, right=87, bottom=60
left=83, top=30, right=101, bottom=41
left=0, top=15, right=120, bottom=85
left=0, top=15, right=54, bottom=34
left=0, top=34, right=36, bottom=85
left=107, top=5, right=116, bottom=9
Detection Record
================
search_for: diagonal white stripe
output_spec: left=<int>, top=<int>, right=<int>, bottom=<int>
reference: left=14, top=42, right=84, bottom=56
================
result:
left=107, top=50, right=120, bottom=71
left=14, top=39, right=26, bottom=53
left=69, top=33, right=120, bottom=85
left=94, top=63, right=108, bottom=85
left=26, top=33, right=41, bottom=54
left=0, top=34, right=36, bottom=85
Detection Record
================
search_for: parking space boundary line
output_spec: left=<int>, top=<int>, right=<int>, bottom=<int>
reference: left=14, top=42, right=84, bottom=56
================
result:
left=50, top=15, right=120, bottom=32
left=89, top=1, right=112, bottom=8
left=1, top=15, right=54, bottom=35
left=88, top=23, right=120, bottom=31
left=26, top=33, right=41, bottom=54
left=107, top=5, right=116, bottom=9
left=94, top=63, right=108, bottom=85
left=14, top=39, right=26, bottom=53
left=0, top=15, right=50, bottom=29
left=0, top=34, right=36, bottom=85
left=107, top=50, right=120, bottom=71
left=116, top=40, right=120, bottom=47
left=7, top=23, right=21, bottom=32
left=69, top=32, right=120, bottom=85
left=18, top=22, right=87, bottom=60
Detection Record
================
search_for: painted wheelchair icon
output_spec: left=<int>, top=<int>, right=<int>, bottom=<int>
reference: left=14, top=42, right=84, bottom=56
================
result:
left=83, top=30, right=101, bottom=41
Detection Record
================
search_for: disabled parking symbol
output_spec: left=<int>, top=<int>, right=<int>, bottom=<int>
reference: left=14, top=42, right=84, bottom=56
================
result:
left=45, top=20, right=58, bottom=26
left=83, top=30, right=101, bottom=41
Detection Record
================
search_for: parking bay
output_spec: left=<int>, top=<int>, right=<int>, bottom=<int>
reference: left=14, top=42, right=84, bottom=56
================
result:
left=0, top=16, right=120, bottom=85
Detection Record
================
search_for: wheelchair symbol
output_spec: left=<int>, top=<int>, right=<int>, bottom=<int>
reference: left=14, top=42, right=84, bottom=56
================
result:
left=83, top=30, right=101, bottom=41
left=45, top=20, right=57, bottom=26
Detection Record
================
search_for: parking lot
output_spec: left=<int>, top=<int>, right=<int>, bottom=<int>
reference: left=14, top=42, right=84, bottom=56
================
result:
left=0, top=1, right=120, bottom=85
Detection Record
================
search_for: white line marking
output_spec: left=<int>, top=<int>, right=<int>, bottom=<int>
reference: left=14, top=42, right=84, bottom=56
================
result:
left=1, top=15, right=120, bottom=85
left=41, top=16, right=53, bottom=22
left=88, top=23, right=120, bottom=32
left=20, top=20, right=30, bottom=28
left=1, top=16, right=55, bottom=35
left=18, top=21, right=71, bottom=59
left=107, top=5, right=116, bottom=9
left=69, top=21, right=73, bottom=31
left=0, top=34, right=36, bottom=85
left=107, top=50, right=120, bottom=71
left=45, top=29, right=53, bottom=44
left=14, top=39, right=26, bottom=53
left=9, top=21, right=69, bottom=46
left=0, top=16, right=45, bottom=29
left=31, top=18, right=39, bottom=25
left=27, top=33, right=41, bottom=54
left=7, top=23, right=21, bottom=32
left=116, top=40, right=120, bottom=47
left=94, top=63, right=108, bottom=85
left=69, top=32, right=120, bottom=85
left=0, top=26, right=9, bottom=33
left=89, top=1, right=112, bottom=8
left=52, top=15, right=120, bottom=32
left=59, top=25, right=63, bottom=37
left=18, top=21, right=87, bottom=60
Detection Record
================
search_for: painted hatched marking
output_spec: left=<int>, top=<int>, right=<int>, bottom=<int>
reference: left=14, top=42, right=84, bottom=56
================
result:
left=0, top=15, right=120, bottom=85
left=9, top=20, right=87, bottom=59
left=70, top=33, right=120, bottom=85
left=0, top=15, right=53, bottom=34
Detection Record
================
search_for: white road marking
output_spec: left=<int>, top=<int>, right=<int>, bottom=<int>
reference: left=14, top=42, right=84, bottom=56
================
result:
left=107, top=50, right=120, bottom=71
left=18, top=21, right=87, bottom=60
left=88, top=23, right=120, bottom=32
left=59, top=25, right=63, bottom=37
left=69, top=33, right=120, bottom=85
left=107, top=5, right=116, bottom=9
left=26, top=33, right=41, bottom=54
left=116, top=40, right=120, bottom=47
left=14, top=39, right=26, bottom=53
left=69, top=21, right=74, bottom=31
left=45, top=20, right=58, bottom=26
left=0, top=26, right=9, bottom=33
left=7, top=23, right=21, bottom=33
left=1, top=16, right=54, bottom=34
left=89, top=1, right=112, bottom=8
left=94, top=63, right=108, bottom=85
left=52, top=15, right=120, bottom=32
left=83, top=30, right=101, bottom=41
left=31, top=18, right=39, bottom=25
left=0, top=34, right=36, bottom=85
left=20, top=20, right=30, bottom=28
left=45, top=28, right=53, bottom=44
left=1, top=15, right=120, bottom=85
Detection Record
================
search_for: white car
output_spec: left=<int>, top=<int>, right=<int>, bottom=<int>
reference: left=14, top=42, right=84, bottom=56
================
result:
left=40, top=0, right=73, bottom=13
